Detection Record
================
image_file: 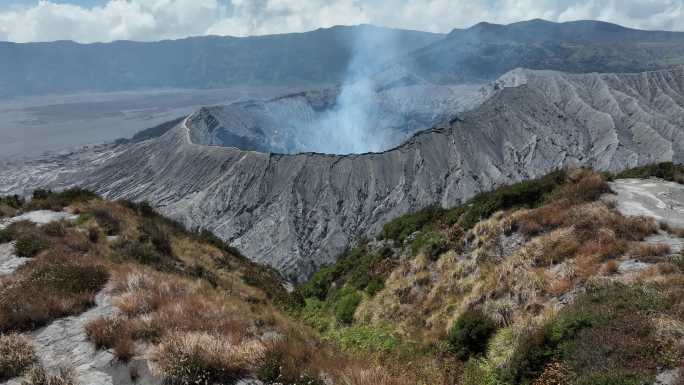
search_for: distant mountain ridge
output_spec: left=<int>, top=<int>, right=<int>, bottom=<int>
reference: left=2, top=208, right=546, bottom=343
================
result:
left=0, top=25, right=442, bottom=98
left=387, top=19, right=684, bottom=84
left=3, top=19, right=684, bottom=98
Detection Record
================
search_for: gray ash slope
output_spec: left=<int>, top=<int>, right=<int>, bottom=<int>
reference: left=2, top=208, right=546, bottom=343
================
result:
left=2, top=67, right=684, bottom=280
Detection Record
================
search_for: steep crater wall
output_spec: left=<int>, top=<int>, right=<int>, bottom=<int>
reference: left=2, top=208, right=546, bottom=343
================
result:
left=185, top=81, right=488, bottom=155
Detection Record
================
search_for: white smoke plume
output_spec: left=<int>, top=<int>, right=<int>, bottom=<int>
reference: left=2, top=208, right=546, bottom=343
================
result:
left=297, top=29, right=402, bottom=154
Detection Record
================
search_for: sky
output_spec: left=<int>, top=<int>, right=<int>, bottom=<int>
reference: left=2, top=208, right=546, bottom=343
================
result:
left=0, top=0, right=683, bottom=43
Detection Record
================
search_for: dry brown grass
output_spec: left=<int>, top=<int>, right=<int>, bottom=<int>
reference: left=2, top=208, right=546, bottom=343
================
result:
left=532, top=361, right=568, bottom=385
left=151, top=331, right=265, bottom=384
left=85, top=316, right=123, bottom=349
left=601, top=260, right=619, bottom=275
left=84, top=316, right=135, bottom=362
left=21, top=365, right=77, bottom=385
left=337, top=366, right=409, bottom=385
left=633, top=243, right=672, bottom=258
left=660, top=222, right=684, bottom=238
left=0, top=333, right=38, bottom=381
left=535, top=230, right=580, bottom=267
left=547, top=277, right=573, bottom=296
left=0, top=204, right=18, bottom=218
left=0, top=248, right=109, bottom=333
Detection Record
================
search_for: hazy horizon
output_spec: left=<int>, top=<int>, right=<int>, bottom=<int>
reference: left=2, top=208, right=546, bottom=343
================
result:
left=1, top=0, right=683, bottom=43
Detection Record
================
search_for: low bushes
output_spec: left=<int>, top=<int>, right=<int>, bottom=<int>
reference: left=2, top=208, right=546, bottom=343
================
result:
left=0, top=249, right=109, bottom=332
left=0, top=195, right=23, bottom=218
left=633, top=243, right=671, bottom=258
left=381, top=206, right=446, bottom=243
left=14, top=233, right=50, bottom=258
left=380, top=170, right=569, bottom=244
left=27, top=188, right=98, bottom=211
left=89, top=208, right=121, bottom=236
left=334, top=291, right=362, bottom=325
left=3, top=221, right=49, bottom=257
left=0, top=333, right=37, bottom=381
left=458, top=170, right=567, bottom=231
left=613, top=162, right=684, bottom=184
left=446, top=309, right=497, bottom=361
left=110, top=239, right=164, bottom=266
left=501, top=284, right=671, bottom=384
left=298, top=245, right=393, bottom=302
left=21, top=365, right=77, bottom=385
left=151, top=332, right=264, bottom=384
left=85, top=316, right=134, bottom=362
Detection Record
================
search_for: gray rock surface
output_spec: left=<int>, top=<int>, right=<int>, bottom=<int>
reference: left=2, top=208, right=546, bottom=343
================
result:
left=1, top=67, right=684, bottom=280
left=0, top=291, right=160, bottom=385
left=655, top=369, right=681, bottom=385
left=0, top=210, right=80, bottom=276
left=0, top=242, right=28, bottom=276
left=0, top=210, right=77, bottom=229
left=609, top=178, right=684, bottom=228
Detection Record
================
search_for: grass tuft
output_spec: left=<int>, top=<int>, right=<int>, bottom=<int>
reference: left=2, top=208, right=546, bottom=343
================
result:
left=0, top=333, right=38, bottom=381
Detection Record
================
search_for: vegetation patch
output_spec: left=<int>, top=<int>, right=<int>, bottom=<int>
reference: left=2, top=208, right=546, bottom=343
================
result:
left=611, top=162, right=684, bottom=183
left=298, top=243, right=395, bottom=302
left=21, top=365, right=77, bottom=385
left=0, top=248, right=109, bottom=332
left=0, top=333, right=38, bottom=381
left=151, top=331, right=260, bottom=384
left=501, top=283, right=671, bottom=385
left=27, top=188, right=99, bottom=211
left=446, top=309, right=497, bottom=361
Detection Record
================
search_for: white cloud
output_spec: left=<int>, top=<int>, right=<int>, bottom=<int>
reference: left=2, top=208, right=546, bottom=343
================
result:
left=0, top=0, right=682, bottom=43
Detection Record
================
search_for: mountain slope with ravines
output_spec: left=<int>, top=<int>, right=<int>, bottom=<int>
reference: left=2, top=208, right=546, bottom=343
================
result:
left=1, top=66, right=683, bottom=280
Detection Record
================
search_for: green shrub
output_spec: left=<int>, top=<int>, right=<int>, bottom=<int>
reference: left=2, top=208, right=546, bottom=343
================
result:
left=325, top=324, right=402, bottom=354
left=87, top=227, right=100, bottom=243
left=334, top=290, right=362, bottom=325
left=502, top=284, right=670, bottom=384
left=410, top=229, right=446, bottom=258
left=446, top=309, right=497, bottom=361
left=139, top=219, right=173, bottom=256
left=188, top=263, right=218, bottom=287
left=29, top=260, right=109, bottom=295
left=365, top=277, right=384, bottom=296
left=459, top=170, right=566, bottom=230
left=90, top=208, right=120, bottom=236
left=381, top=206, right=445, bottom=243
left=29, top=188, right=98, bottom=211
left=299, top=298, right=332, bottom=333
left=614, top=162, right=684, bottom=183
left=14, top=234, right=49, bottom=258
left=298, top=245, right=393, bottom=303
left=111, top=239, right=163, bottom=266
left=0, top=229, right=11, bottom=243
left=0, top=195, right=24, bottom=209
left=460, top=358, right=498, bottom=385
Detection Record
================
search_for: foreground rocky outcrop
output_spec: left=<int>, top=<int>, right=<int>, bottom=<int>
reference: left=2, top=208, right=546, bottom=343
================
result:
left=1, top=67, right=683, bottom=280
